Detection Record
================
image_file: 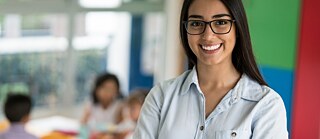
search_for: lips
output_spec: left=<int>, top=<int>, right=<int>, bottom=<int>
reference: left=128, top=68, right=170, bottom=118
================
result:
left=200, top=43, right=222, bottom=51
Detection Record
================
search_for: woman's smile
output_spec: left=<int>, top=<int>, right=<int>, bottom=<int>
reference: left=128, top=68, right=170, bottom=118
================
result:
left=200, top=43, right=222, bottom=54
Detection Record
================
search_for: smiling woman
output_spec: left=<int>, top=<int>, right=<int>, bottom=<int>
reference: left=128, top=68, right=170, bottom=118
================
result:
left=133, top=0, right=289, bottom=138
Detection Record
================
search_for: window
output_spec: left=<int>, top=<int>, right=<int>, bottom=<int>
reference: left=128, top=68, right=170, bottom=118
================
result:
left=0, top=12, right=131, bottom=118
left=0, top=14, right=68, bottom=109
left=0, top=0, right=165, bottom=121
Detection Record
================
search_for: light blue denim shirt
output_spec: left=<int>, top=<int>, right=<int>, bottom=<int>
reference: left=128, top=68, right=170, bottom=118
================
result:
left=133, top=67, right=288, bottom=139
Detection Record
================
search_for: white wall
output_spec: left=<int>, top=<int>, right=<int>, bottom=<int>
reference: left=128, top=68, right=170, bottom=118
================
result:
left=107, top=13, right=131, bottom=96
left=154, top=0, right=183, bottom=84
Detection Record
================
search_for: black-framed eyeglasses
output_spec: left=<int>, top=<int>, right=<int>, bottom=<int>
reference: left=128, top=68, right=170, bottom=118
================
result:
left=183, top=19, right=236, bottom=35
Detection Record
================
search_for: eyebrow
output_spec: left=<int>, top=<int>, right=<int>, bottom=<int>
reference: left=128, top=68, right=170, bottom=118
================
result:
left=188, top=14, right=232, bottom=19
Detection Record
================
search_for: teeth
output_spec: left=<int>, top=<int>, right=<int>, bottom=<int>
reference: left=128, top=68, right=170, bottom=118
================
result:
left=201, top=44, right=221, bottom=51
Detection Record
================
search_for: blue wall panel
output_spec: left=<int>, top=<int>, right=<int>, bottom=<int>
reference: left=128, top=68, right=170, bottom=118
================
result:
left=260, top=66, right=294, bottom=130
left=129, top=16, right=154, bottom=92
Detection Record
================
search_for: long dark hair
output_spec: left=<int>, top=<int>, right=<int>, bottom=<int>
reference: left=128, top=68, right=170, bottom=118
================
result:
left=92, top=73, right=122, bottom=104
left=180, top=0, right=267, bottom=86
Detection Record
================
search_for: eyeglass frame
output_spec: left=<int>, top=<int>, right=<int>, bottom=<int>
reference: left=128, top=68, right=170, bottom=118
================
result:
left=183, top=19, right=236, bottom=35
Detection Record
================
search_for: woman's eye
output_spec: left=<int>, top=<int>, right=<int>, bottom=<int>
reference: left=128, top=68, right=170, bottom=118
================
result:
left=190, top=21, right=204, bottom=27
left=215, top=20, right=228, bottom=25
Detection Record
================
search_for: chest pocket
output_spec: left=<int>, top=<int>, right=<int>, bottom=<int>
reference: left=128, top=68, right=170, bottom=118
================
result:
left=214, top=130, right=251, bottom=139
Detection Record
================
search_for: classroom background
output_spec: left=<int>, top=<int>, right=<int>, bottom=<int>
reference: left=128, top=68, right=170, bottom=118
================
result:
left=0, top=0, right=319, bottom=138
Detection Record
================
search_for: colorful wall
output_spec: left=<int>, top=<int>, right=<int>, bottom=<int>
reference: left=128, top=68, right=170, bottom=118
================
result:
left=244, top=0, right=320, bottom=138
left=291, top=0, right=320, bottom=138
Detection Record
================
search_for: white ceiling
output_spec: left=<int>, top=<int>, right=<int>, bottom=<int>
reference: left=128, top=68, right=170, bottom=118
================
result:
left=0, top=0, right=164, bottom=14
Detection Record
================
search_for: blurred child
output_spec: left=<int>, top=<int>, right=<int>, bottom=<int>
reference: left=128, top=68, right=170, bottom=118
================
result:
left=0, top=93, right=38, bottom=139
left=126, top=89, right=148, bottom=123
left=80, top=73, right=123, bottom=138
left=115, top=89, right=148, bottom=139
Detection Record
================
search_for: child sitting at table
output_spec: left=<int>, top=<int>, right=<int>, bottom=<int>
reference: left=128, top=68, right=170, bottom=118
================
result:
left=0, top=93, right=38, bottom=139
left=80, top=73, right=124, bottom=139
left=114, top=89, right=149, bottom=139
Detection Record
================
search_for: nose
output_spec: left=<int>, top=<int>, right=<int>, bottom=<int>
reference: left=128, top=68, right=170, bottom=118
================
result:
left=201, top=24, right=217, bottom=40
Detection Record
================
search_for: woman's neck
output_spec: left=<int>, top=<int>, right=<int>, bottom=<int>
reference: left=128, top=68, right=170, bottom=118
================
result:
left=196, top=61, right=240, bottom=91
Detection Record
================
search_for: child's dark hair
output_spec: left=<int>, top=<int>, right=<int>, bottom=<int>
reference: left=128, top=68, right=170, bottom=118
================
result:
left=92, top=73, right=122, bottom=104
left=4, top=93, right=32, bottom=123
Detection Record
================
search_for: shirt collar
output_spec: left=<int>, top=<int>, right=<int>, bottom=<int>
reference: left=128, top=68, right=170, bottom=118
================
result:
left=225, top=74, right=265, bottom=104
left=235, top=74, right=265, bottom=102
left=180, top=67, right=265, bottom=102
left=180, top=66, right=198, bottom=95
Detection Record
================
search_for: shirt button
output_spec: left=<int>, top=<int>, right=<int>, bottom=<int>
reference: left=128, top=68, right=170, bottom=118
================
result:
left=231, top=131, right=237, bottom=137
left=200, top=126, right=204, bottom=131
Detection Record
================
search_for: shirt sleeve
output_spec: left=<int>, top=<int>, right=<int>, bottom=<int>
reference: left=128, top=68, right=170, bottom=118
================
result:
left=252, top=92, right=289, bottom=139
left=132, top=84, right=163, bottom=139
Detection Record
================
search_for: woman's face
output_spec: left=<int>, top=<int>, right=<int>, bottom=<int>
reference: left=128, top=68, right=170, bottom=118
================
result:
left=96, top=80, right=118, bottom=104
left=187, top=0, right=236, bottom=67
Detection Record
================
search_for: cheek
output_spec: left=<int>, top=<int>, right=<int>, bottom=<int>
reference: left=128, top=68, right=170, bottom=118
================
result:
left=229, top=27, right=237, bottom=45
left=227, top=33, right=237, bottom=49
left=222, top=27, right=237, bottom=49
left=187, top=35, right=197, bottom=45
left=96, top=89, right=104, bottom=97
left=133, top=109, right=140, bottom=117
left=130, top=105, right=142, bottom=119
left=187, top=35, right=200, bottom=52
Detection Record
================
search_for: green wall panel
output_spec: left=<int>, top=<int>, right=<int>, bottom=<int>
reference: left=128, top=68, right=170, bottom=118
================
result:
left=244, top=0, right=300, bottom=70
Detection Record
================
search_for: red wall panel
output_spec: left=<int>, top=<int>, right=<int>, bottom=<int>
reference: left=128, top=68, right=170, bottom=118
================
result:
left=292, top=0, right=320, bottom=138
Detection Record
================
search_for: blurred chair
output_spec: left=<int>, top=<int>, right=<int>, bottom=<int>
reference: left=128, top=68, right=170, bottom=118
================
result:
left=0, top=119, right=9, bottom=132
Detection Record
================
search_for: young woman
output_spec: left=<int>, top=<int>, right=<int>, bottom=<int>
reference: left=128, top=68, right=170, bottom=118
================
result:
left=133, top=0, right=288, bottom=138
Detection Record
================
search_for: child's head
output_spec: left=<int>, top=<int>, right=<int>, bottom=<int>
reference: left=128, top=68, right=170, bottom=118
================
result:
left=4, top=93, right=32, bottom=123
left=127, top=89, right=148, bottom=122
left=92, top=73, right=121, bottom=106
